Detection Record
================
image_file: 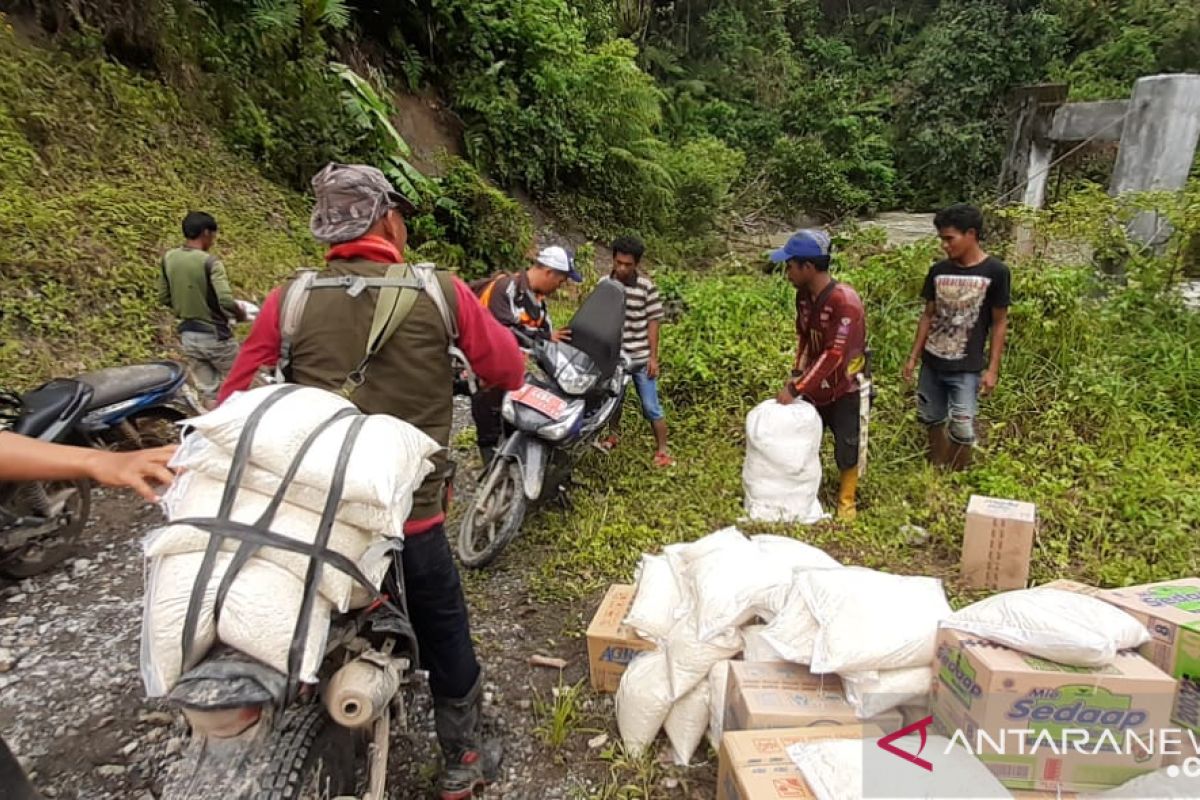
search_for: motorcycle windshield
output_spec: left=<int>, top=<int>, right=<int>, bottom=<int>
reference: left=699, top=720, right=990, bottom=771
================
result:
left=563, top=278, right=626, bottom=382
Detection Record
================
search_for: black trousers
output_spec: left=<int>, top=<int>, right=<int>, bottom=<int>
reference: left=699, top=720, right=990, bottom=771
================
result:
left=470, top=388, right=506, bottom=450
left=402, top=524, right=481, bottom=700
left=816, top=392, right=861, bottom=472
left=0, top=735, right=40, bottom=799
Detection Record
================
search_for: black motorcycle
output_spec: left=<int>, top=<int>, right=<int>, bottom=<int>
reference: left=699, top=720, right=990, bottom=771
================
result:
left=0, top=360, right=199, bottom=576
left=457, top=278, right=628, bottom=568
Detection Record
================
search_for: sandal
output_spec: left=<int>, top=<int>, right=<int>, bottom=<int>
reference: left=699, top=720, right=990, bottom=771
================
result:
left=653, top=451, right=675, bottom=468
left=594, top=434, right=620, bottom=453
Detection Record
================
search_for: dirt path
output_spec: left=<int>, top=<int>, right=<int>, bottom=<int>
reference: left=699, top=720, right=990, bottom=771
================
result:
left=0, top=399, right=671, bottom=799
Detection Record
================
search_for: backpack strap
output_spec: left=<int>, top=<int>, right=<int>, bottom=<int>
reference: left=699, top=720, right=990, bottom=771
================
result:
left=414, top=263, right=478, bottom=394
left=341, top=263, right=424, bottom=397
left=275, top=270, right=319, bottom=383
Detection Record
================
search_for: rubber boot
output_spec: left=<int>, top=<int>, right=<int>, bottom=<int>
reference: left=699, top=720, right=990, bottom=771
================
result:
left=926, top=424, right=951, bottom=467
left=837, top=468, right=858, bottom=521
left=435, top=675, right=502, bottom=800
left=947, top=439, right=974, bottom=472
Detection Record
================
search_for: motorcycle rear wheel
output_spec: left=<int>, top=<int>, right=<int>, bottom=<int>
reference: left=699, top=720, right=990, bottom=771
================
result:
left=457, top=460, right=527, bottom=569
left=161, top=705, right=355, bottom=800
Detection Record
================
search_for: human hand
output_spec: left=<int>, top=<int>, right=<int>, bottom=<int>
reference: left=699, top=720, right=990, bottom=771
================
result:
left=776, top=386, right=795, bottom=405
left=85, top=445, right=178, bottom=503
left=902, top=357, right=917, bottom=384
left=980, top=369, right=999, bottom=396
left=551, top=328, right=572, bottom=343
left=647, top=357, right=660, bottom=379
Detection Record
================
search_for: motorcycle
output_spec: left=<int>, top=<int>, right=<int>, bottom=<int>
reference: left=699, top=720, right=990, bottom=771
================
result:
left=0, top=360, right=200, bottom=576
left=457, top=277, right=628, bottom=569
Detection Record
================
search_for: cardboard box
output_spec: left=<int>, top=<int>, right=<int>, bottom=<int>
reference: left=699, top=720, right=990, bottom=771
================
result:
left=1037, top=579, right=1103, bottom=597
left=1100, top=578, right=1200, bottom=734
left=932, top=628, right=1174, bottom=793
left=961, top=495, right=1038, bottom=590
left=723, top=661, right=902, bottom=734
left=585, top=584, right=655, bottom=693
left=716, top=725, right=883, bottom=800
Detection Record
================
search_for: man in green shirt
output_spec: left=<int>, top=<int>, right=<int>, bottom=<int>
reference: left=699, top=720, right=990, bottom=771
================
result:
left=158, top=211, right=245, bottom=405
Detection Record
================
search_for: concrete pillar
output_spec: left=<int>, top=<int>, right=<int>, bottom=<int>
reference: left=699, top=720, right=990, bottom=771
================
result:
left=1110, top=74, right=1200, bottom=247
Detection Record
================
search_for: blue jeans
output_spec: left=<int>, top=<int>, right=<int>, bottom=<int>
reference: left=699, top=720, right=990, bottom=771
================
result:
left=629, top=365, right=665, bottom=422
left=917, top=365, right=979, bottom=444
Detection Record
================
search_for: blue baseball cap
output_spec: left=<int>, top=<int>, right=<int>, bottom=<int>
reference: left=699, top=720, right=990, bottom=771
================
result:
left=768, top=229, right=832, bottom=264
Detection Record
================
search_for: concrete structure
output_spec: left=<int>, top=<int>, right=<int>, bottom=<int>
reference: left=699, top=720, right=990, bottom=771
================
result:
left=1000, top=74, right=1200, bottom=248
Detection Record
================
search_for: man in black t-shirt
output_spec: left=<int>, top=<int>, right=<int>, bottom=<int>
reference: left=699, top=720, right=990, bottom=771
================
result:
left=903, top=204, right=1010, bottom=469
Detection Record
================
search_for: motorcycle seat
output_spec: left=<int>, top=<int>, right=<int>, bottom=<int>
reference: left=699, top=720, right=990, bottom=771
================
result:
left=77, top=361, right=185, bottom=411
left=13, top=379, right=93, bottom=438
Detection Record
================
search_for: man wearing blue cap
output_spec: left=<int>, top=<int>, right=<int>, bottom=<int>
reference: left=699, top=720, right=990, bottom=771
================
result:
left=769, top=230, right=870, bottom=520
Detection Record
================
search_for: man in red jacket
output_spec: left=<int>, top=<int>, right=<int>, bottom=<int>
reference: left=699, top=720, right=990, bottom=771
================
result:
left=219, top=163, right=524, bottom=799
left=770, top=230, right=870, bottom=521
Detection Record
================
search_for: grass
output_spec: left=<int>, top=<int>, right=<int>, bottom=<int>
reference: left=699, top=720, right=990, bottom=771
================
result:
left=517, top=211, right=1200, bottom=609
left=532, top=677, right=594, bottom=752
left=0, top=17, right=320, bottom=389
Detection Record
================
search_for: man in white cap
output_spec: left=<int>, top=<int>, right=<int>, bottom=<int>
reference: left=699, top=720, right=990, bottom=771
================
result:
left=472, top=245, right=581, bottom=464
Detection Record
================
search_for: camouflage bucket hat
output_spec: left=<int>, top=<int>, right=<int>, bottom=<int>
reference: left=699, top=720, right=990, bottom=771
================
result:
left=309, top=163, right=417, bottom=244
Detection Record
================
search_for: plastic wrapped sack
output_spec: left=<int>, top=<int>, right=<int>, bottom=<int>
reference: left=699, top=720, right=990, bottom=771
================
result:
left=942, top=587, right=1150, bottom=667
left=171, top=435, right=398, bottom=535
left=665, top=613, right=742, bottom=701
left=142, top=551, right=331, bottom=697
left=742, top=399, right=825, bottom=524
left=800, top=568, right=950, bottom=674
left=625, top=554, right=689, bottom=643
left=707, top=660, right=731, bottom=749
left=616, top=651, right=673, bottom=757
left=841, top=666, right=932, bottom=719
left=749, top=535, right=840, bottom=618
left=743, top=625, right=787, bottom=662
left=787, top=735, right=1010, bottom=800
left=760, top=568, right=842, bottom=664
left=182, top=384, right=439, bottom=517
left=664, top=681, right=710, bottom=766
left=154, top=473, right=392, bottom=611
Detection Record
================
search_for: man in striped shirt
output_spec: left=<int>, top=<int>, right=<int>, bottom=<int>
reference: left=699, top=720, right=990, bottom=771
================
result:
left=599, top=235, right=674, bottom=467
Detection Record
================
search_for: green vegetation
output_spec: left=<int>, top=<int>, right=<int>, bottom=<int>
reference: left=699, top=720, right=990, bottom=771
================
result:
left=0, top=18, right=319, bottom=386
left=518, top=186, right=1200, bottom=607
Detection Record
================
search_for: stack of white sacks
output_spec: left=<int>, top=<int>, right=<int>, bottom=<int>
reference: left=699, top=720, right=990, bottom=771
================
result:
left=140, top=385, right=440, bottom=697
left=615, top=524, right=1162, bottom=782
left=615, top=526, right=952, bottom=764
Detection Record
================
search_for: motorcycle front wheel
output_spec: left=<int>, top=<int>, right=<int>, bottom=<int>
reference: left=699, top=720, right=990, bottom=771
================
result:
left=457, top=459, right=528, bottom=569
left=0, top=479, right=91, bottom=577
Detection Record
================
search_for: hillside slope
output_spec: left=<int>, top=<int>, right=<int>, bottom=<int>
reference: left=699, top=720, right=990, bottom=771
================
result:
left=0, top=18, right=320, bottom=388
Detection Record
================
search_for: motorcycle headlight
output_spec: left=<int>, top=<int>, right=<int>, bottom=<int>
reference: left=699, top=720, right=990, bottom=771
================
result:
left=548, top=347, right=598, bottom=395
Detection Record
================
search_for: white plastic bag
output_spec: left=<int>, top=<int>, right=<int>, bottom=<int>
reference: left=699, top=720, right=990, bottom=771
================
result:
left=841, top=666, right=932, bottom=719
left=141, top=551, right=331, bottom=696
left=707, top=660, right=731, bottom=749
left=942, top=587, right=1150, bottom=667
left=749, top=535, right=841, bottom=618
left=154, top=472, right=380, bottom=610
left=801, top=568, right=951, bottom=674
left=664, top=680, right=711, bottom=766
left=689, top=540, right=776, bottom=639
left=760, top=568, right=839, bottom=664
left=625, top=554, right=688, bottom=642
left=742, top=399, right=826, bottom=524
left=663, top=527, right=747, bottom=567
left=743, top=625, right=787, bottom=662
left=1081, top=767, right=1200, bottom=798
left=171, top=435, right=398, bottom=535
left=788, top=735, right=1010, bottom=800
left=182, top=385, right=440, bottom=512
left=616, top=651, right=673, bottom=757
left=665, top=614, right=742, bottom=701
